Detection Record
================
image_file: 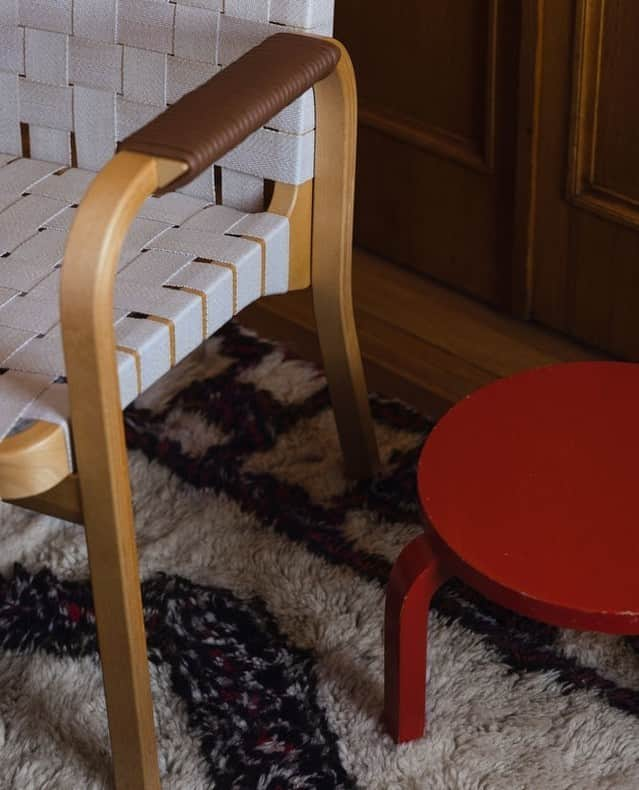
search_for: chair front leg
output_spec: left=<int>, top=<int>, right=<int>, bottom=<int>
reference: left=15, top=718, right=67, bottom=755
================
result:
left=61, top=152, right=183, bottom=789
left=311, top=41, right=380, bottom=480
left=82, top=461, right=160, bottom=790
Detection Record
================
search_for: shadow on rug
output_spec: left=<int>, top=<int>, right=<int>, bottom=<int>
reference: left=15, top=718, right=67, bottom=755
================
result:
left=0, top=322, right=637, bottom=789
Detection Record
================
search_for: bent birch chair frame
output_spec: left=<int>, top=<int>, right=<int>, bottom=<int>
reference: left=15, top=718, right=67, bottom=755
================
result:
left=0, top=39, right=379, bottom=790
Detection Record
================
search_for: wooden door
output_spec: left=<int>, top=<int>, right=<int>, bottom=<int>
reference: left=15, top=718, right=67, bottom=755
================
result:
left=337, top=0, right=639, bottom=359
left=532, top=0, right=639, bottom=358
left=335, top=0, right=523, bottom=311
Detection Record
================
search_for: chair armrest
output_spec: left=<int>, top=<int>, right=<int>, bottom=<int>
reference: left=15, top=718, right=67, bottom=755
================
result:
left=118, top=33, right=340, bottom=195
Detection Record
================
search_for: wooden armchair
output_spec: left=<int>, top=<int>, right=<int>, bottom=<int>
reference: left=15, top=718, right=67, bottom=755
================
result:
left=0, top=3, right=379, bottom=787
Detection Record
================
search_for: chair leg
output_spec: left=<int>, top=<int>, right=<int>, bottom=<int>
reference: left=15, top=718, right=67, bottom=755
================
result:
left=59, top=151, right=162, bottom=787
left=384, top=532, right=450, bottom=743
left=82, top=481, right=160, bottom=790
left=312, top=264, right=380, bottom=480
left=311, top=43, right=380, bottom=480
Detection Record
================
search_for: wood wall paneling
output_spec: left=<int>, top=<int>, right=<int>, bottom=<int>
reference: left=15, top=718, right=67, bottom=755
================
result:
left=335, top=0, right=521, bottom=309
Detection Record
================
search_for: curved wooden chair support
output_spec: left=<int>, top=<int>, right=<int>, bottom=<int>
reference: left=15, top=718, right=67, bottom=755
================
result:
left=8, top=473, right=84, bottom=524
left=9, top=156, right=313, bottom=790
left=58, top=151, right=186, bottom=790
left=0, top=421, right=71, bottom=501
left=311, top=42, right=380, bottom=479
left=268, top=179, right=313, bottom=290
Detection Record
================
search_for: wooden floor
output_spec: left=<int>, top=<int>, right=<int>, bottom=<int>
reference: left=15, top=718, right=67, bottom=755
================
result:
left=241, top=248, right=603, bottom=419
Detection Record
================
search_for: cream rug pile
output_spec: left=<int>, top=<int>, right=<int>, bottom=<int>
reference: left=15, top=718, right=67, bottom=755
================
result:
left=0, top=323, right=637, bottom=789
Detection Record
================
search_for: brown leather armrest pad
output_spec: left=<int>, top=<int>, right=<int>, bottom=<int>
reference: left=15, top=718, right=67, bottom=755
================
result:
left=119, top=33, right=340, bottom=194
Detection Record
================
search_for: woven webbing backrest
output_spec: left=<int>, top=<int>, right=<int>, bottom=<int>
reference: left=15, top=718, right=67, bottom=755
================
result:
left=0, top=1, right=334, bottom=209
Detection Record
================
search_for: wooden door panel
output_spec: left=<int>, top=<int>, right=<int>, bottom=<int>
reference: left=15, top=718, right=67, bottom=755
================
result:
left=534, top=0, right=639, bottom=357
left=355, top=128, right=498, bottom=300
left=593, top=1, right=639, bottom=204
left=335, top=0, right=520, bottom=308
left=569, top=0, right=639, bottom=225
left=338, top=0, right=495, bottom=162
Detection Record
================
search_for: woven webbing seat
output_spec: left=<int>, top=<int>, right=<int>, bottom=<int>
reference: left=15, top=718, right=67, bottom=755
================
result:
left=0, top=2, right=328, bottom=460
left=0, top=155, right=289, bottom=458
left=0, top=3, right=380, bottom=788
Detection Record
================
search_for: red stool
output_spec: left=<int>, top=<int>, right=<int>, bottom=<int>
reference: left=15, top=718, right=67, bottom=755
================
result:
left=384, top=362, right=639, bottom=743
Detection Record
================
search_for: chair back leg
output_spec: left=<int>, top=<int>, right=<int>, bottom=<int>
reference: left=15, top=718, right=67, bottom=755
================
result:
left=311, top=42, right=380, bottom=479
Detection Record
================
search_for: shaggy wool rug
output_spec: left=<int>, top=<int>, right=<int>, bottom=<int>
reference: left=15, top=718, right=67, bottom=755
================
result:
left=0, top=322, right=638, bottom=789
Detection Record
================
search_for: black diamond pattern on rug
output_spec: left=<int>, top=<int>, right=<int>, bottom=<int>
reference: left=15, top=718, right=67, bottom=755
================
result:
left=0, top=565, right=354, bottom=789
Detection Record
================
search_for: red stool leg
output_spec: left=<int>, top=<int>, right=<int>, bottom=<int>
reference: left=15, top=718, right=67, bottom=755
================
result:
left=384, top=532, right=450, bottom=743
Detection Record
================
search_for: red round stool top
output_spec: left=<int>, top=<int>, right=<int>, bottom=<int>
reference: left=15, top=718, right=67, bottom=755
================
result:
left=418, top=361, right=639, bottom=634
